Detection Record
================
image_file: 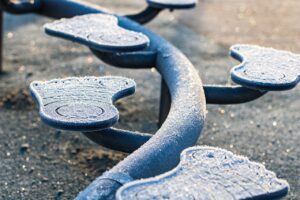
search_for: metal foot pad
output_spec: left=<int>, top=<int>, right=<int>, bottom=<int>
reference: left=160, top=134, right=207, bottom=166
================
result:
left=147, top=0, right=197, bottom=9
left=117, top=146, right=289, bottom=200
left=44, top=14, right=150, bottom=52
left=30, top=76, right=135, bottom=131
left=230, top=44, right=300, bottom=91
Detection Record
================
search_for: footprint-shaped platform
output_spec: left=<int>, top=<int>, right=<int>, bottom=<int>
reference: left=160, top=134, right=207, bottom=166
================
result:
left=146, top=0, right=197, bottom=9
left=44, top=14, right=150, bottom=52
left=30, top=76, right=135, bottom=131
left=117, top=146, right=289, bottom=200
left=230, top=45, right=300, bottom=91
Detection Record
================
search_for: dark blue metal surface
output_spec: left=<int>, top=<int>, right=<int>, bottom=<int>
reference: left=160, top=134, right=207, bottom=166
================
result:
left=44, top=14, right=150, bottom=52
left=0, top=0, right=41, bottom=14
left=91, top=49, right=157, bottom=69
left=117, top=146, right=289, bottom=200
left=30, top=76, right=135, bottom=131
left=204, top=85, right=267, bottom=104
left=146, top=0, right=197, bottom=9
left=231, top=44, right=300, bottom=91
left=126, top=7, right=162, bottom=24
left=84, top=128, right=151, bottom=153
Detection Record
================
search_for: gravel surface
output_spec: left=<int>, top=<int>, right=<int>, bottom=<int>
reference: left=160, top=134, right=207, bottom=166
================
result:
left=0, top=1, right=299, bottom=199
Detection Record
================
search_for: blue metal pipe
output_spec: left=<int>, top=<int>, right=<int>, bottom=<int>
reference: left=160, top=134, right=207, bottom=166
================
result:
left=37, top=0, right=163, bottom=25
left=83, top=86, right=266, bottom=154
left=158, top=79, right=171, bottom=126
left=90, top=52, right=267, bottom=106
left=77, top=15, right=206, bottom=200
left=84, top=128, right=151, bottom=153
left=91, top=50, right=156, bottom=69
left=126, top=6, right=162, bottom=24
left=204, top=85, right=267, bottom=104
left=37, top=0, right=109, bottom=18
left=0, top=0, right=41, bottom=14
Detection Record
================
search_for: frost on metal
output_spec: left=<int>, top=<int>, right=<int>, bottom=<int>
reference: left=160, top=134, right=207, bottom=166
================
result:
left=44, top=14, right=150, bottom=52
left=230, top=44, right=300, bottom=91
left=30, top=76, right=135, bottom=131
left=147, top=0, right=197, bottom=9
left=117, top=146, right=289, bottom=200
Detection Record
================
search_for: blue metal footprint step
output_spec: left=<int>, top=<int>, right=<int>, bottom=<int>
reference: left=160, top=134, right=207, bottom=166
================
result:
left=44, top=14, right=150, bottom=52
left=230, top=44, right=300, bottom=91
left=117, top=146, right=289, bottom=200
left=146, top=0, right=197, bottom=9
left=30, top=76, right=135, bottom=131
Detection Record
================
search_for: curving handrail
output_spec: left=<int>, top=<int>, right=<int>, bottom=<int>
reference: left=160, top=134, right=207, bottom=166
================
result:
left=76, top=15, right=207, bottom=199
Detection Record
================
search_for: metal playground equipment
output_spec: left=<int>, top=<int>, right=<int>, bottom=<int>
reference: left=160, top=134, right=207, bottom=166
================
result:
left=1, top=0, right=299, bottom=199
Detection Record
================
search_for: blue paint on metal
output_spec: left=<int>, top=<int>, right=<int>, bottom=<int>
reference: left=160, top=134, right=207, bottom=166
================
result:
left=126, top=7, right=162, bottom=24
left=231, top=44, right=300, bottom=91
left=146, top=0, right=197, bottom=9
left=0, top=0, right=41, bottom=14
left=84, top=128, right=151, bottom=153
left=30, top=76, right=135, bottom=131
left=44, top=14, right=150, bottom=52
left=90, top=49, right=157, bottom=69
left=36, top=0, right=108, bottom=19
left=117, top=146, right=289, bottom=200
left=204, top=85, right=267, bottom=104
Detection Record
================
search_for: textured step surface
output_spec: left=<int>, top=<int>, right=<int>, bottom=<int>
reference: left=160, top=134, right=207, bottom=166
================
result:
left=30, top=76, right=135, bottom=131
left=117, top=146, right=289, bottom=200
left=44, top=14, right=149, bottom=52
left=147, top=0, right=197, bottom=9
left=230, top=44, right=300, bottom=91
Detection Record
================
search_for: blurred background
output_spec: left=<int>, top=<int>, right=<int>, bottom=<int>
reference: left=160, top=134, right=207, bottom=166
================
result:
left=0, top=0, right=299, bottom=199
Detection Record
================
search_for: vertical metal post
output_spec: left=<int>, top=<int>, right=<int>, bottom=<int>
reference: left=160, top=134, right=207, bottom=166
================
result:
left=158, top=78, right=171, bottom=127
left=0, top=11, right=3, bottom=73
